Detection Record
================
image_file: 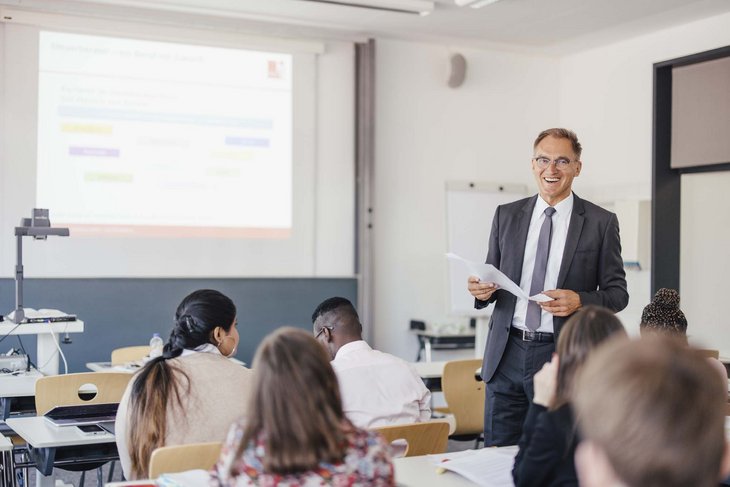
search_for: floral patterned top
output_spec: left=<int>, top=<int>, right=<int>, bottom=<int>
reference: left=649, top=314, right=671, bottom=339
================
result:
left=210, top=419, right=394, bottom=487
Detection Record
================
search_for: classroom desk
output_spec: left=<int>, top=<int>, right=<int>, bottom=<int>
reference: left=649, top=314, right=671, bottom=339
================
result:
left=412, top=360, right=447, bottom=391
left=413, top=330, right=475, bottom=362
left=87, top=357, right=246, bottom=373
left=394, top=455, right=479, bottom=486
left=6, top=416, right=117, bottom=487
left=106, top=454, right=489, bottom=487
left=0, top=369, right=44, bottom=430
left=411, top=361, right=482, bottom=392
left=0, top=321, right=84, bottom=376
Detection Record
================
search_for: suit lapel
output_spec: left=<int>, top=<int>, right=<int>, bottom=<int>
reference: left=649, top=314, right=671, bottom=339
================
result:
left=506, top=196, right=537, bottom=283
left=557, top=193, right=585, bottom=289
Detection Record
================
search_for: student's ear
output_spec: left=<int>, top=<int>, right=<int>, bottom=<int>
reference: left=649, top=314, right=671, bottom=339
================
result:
left=719, top=440, right=730, bottom=480
left=211, top=326, right=224, bottom=344
left=323, top=327, right=334, bottom=343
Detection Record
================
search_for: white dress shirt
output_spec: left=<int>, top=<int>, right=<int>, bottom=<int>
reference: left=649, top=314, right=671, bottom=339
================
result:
left=331, top=340, right=432, bottom=429
left=512, top=193, right=574, bottom=333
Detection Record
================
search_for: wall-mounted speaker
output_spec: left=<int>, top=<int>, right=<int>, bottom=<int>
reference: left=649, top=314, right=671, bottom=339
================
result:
left=448, top=53, right=467, bottom=88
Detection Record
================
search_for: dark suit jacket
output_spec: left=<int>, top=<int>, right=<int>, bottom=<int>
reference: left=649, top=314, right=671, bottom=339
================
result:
left=512, top=403, right=579, bottom=487
left=476, top=193, right=628, bottom=382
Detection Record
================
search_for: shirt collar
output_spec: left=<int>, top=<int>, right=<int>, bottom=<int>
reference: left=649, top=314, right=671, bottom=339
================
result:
left=333, top=340, right=371, bottom=360
left=536, top=192, right=574, bottom=216
left=180, top=342, right=222, bottom=358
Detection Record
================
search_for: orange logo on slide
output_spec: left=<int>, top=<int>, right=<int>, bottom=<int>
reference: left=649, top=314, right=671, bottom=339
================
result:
left=267, top=60, right=284, bottom=79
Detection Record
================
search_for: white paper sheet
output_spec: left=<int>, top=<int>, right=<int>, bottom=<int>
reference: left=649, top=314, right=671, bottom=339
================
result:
left=446, top=253, right=553, bottom=302
left=431, top=445, right=519, bottom=487
left=157, top=469, right=211, bottom=487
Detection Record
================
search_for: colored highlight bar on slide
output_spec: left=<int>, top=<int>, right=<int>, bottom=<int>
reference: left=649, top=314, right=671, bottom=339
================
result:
left=69, top=146, right=120, bottom=157
left=61, top=123, right=113, bottom=134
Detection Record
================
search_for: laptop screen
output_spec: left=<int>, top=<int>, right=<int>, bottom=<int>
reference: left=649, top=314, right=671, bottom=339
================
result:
left=44, top=402, right=119, bottom=427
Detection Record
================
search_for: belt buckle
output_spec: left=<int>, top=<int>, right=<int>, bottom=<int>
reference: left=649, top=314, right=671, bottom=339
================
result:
left=523, top=330, right=536, bottom=341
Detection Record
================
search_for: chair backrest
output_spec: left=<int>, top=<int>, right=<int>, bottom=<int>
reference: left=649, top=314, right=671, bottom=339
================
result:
left=696, top=348, right=720, bottom=360
left=111, top=345, right=151, bottom=365
left=148, top=442, right=223, bottom=478
left=372, top=421, right=449, bottom=457
left=441, top=359, right=485, bottom=436
left=35, top=372, right=133, bottom=415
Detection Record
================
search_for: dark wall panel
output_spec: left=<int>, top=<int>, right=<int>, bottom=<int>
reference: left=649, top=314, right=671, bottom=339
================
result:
left=0, top=278, right=357, bottom=372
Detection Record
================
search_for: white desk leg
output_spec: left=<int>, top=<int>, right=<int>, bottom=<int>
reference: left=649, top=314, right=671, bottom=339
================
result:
left=35, top=469, right=55, bottom=487
left=475, top=316, right=490, bottom=359
left=36, top=333, right=60, bottom=376
left=424, top=339, right=432, bottom=363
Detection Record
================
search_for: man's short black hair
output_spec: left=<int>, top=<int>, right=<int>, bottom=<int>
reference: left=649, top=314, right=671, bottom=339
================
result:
left=311, top=297, right=356, bottom=323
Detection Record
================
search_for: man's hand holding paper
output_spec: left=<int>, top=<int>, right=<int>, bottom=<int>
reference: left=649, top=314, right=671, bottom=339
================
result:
left=539, top=289, right=581, bottom=316
left=448, top=253, right=554, bottom=303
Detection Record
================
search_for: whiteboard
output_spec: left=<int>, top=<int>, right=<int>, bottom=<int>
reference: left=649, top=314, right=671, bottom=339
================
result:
left=445, top=181, right=527, bottom=315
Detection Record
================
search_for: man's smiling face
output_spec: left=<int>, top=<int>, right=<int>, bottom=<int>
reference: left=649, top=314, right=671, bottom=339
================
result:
left=531, top=135, right=582, bottom=206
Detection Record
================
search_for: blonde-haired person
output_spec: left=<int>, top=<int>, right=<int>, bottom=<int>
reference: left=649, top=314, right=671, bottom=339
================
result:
left=573, top=336, right=730, bottom=487
left=210, top=327, right=394, bottom=486
left=512, top=305, right=627, bottom=487
left=115, top=289, right=254, bottom=479
left=640, top=288, right=727, bottom=380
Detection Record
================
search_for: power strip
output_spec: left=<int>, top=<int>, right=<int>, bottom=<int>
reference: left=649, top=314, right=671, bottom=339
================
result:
left=0, top=354, right=29, bottom=372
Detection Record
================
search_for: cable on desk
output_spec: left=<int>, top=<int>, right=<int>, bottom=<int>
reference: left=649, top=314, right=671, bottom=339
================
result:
left=39, top=324, right=68, bottom=375
left=16, top=335, right=38, bottom=372
left=0, top=322, right=22, bottom=345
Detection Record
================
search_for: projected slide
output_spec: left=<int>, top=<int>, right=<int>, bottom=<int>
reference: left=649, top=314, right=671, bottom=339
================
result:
left=36, top=31, right=292, bottom=237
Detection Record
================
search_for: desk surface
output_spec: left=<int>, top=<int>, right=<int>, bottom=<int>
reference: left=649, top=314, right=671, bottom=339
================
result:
left=395, top=455, right=479, bottom=486
left=6, top=415, right=114, bottom=448
left=0, top=321, right=84, bottom=335
left=411, top=361, right=447, bottom=379
left=0, top=369, right=43, bottom=397
left=87, top=357, right=247, bottom=373
left=106, top=456, right=481, bottom=487
left=413, top=330, right=476, bottom=338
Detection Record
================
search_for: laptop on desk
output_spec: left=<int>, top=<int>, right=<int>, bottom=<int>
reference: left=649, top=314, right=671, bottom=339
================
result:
left=43, top=402, right=118, bottom=427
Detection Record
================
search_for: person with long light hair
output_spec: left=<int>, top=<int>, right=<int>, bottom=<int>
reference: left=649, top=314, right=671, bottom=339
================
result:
left=210, top=327, right=394, bottom=486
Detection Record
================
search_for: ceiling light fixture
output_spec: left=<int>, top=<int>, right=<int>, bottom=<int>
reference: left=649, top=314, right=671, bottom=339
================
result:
left=454, top=0, right=503, bottom=8
left=300, top=0, right=435, bottom=15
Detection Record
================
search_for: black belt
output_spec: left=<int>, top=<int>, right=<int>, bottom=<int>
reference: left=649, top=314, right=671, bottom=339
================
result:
left=510, top=327, right=554, bottom=343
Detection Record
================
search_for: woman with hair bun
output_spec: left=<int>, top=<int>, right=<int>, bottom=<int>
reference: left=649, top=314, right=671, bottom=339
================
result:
left=115, top=289, right=254, bottom=480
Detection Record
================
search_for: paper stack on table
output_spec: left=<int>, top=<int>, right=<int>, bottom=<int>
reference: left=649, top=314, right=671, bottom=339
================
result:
left=446, top=253, right=553, bottom=302
left=429, top=445, right=519, bottom=487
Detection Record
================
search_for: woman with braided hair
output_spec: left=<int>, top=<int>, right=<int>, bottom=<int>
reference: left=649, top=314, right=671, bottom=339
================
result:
left=115, top=289, right=254, bottom=479
left=640, top=287, right=726, bottom=380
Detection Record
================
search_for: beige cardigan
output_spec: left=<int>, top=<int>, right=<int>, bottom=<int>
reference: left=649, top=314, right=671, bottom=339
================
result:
left=115, top=352, right=254, bottom=479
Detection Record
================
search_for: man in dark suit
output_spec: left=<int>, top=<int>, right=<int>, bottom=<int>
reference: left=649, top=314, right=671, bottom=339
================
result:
left=467, top=128, right=628, bottom=446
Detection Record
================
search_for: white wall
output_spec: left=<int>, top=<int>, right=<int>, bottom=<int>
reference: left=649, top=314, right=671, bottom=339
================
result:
left=681, top=172, right=730, bottom=352
left=558, top=11, right=730, bottom=340
left=372, top=39, right=559, bottom=358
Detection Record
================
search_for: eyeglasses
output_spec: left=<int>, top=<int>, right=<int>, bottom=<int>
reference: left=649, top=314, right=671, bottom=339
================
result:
left=533, top=157, right=575, bottom=168
left=314, top=326, right=334, bottom=339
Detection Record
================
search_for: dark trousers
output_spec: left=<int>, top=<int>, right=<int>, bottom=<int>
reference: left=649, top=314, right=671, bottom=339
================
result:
left=484, top=332, right=555, bottom=446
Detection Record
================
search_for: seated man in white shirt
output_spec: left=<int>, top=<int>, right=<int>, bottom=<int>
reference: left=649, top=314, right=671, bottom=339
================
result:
left=312, top=297, right=431, bottom=429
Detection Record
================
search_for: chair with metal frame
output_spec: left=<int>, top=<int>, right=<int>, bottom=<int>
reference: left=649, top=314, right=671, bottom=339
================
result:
left=434, top=358, right=485, bottom=448
left=30, top=372, right=132, bottom=487
left=111, top=346, right=151, bottom=366
left=372, top=421, right=449, bottom=457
